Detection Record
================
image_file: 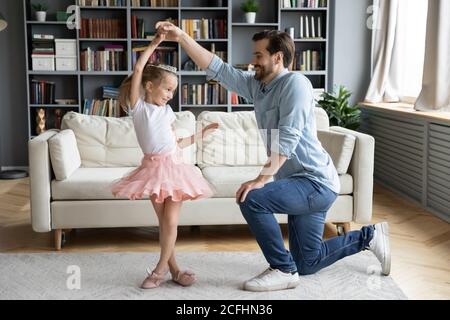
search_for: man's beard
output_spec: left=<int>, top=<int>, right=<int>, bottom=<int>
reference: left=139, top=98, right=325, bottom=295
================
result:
left=253, top=64, right=273, bottom=81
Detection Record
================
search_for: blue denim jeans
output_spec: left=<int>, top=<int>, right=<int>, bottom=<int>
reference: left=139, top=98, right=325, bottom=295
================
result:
left=239, top=177, right=374, bottom=275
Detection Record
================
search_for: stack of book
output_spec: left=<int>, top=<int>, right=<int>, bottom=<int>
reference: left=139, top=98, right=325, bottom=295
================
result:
left=30, top=80, right=55, bottom=104
left=181, top=19, right=227, bottom=40
left=132, top=45, right=177, bottom=67
left=80, top=45, right=127, bottom=71
left=32, top=34, right=55, bottom=55
left=182, top=43, right=226, bottom=71
left=102, top=86, right=119, bottom=99
left=181, top=81, right=227, bottom=105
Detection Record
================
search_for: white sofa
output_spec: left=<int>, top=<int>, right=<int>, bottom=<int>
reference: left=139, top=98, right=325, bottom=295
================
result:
left=28, top=108, right=375, bottom=250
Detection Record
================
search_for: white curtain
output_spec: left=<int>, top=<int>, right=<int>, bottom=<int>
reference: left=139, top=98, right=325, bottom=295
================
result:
left=365, top=0, right=402, bottom=103
left=415, top=0, right=450, bottom=112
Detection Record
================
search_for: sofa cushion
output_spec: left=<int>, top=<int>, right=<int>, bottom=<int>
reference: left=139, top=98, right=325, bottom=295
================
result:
left=48, top=129, right=81, bottom=181
left=202, top=166, right=269, bottom=197
left=317, top=130, right=356, bottom=174
left=202, top=166, right=353, bottom=197
left=314, top=107, right=330, bottom=130
left=52, top=166, right=202, bottom=200
left=196, top=111, right=268, bottom=168
left=61, top=111, right=196, bottom=167
left=196, top=108, right=330, bottom=168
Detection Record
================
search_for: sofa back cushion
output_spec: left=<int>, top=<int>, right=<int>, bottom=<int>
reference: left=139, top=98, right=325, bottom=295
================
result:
left=197, top=111, right=268, bottom=167
left=196, top=108, right=330, bottom=167
left=48, top=129, right=81, bottom=180
left=61, top=111, right=196, bottom=167
left=317, top=130, right=356, bottom=174
left=315, top=107, right=330, bottom=130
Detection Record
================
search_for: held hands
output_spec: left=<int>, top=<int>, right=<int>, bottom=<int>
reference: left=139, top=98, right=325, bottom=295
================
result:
left=151, top=32, right=165, bottom=46
left=155, top=21, right=184, bottom=42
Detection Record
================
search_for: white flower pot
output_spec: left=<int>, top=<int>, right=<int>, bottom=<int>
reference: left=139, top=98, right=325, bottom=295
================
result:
left=245, top=12, right=256, bottom=24
left=35, top=11, right=47, bottom=22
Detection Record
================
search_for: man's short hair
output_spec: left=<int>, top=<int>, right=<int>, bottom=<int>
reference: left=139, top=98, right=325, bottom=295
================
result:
left=252, top=30, right=295, bottom=68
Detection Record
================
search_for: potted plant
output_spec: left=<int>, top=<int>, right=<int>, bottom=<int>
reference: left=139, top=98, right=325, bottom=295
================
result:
left=316, top=86, right=361, bottom=130
left=241, top=0, right=259, bottom=24
left=32, top=3, right=48, bottom=22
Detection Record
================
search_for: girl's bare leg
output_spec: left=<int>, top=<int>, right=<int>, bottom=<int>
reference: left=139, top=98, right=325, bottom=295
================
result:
left=150, top=196, right=180, bottom=277
left=152, top=197, right=181, bottom=275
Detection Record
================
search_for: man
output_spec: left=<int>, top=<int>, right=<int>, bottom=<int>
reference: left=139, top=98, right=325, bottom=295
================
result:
left=156, top=21, right=391, bottom=292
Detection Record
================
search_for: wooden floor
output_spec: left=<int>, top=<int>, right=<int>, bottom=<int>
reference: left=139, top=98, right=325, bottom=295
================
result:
left=0, top=178, right=449, bottom=300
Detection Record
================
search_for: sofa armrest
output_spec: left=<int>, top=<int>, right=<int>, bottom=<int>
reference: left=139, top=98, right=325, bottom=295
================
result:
left=329, top=126, right=375, bottom=224
left=28, top=130, right=59, bottom=232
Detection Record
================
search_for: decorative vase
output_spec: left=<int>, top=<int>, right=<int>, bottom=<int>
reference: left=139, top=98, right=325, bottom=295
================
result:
left=35, top=11, right=46, bottom=22
left=245, top=12, right=256, bottom=24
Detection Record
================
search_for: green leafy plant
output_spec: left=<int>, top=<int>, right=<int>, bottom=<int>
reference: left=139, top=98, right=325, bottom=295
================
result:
left=32, top=3, right=48, bottom=11
left=316, top=86, right=361, bottom=130
left=241, top=0, right=259, bottom=13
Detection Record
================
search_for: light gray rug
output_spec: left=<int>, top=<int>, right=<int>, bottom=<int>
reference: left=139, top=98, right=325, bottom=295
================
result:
left=0, top=251, right=407, bottom=300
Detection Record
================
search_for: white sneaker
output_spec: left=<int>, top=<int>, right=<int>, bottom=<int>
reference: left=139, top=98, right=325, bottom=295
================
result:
left=368, top=222, right=391, bottom=276
left=243, top=268, right=300, bottom=292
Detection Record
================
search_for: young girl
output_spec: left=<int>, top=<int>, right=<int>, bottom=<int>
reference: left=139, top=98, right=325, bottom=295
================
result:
left=112, top=33, right=218, bottom=289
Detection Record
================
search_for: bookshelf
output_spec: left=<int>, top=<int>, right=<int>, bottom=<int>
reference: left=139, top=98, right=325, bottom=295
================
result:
left=24, top=0, right=330, bottom=138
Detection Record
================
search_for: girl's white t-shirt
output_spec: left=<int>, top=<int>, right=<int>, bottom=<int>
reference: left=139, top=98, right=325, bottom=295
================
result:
left=129, top=98, right=177, bottom=155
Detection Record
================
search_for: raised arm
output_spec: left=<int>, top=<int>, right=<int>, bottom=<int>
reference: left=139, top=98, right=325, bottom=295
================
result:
left=129, top=34, right=165, bottom=109
left=156, top=21, right=255, bottom=101
left=156, top=21, right=213, bottom=70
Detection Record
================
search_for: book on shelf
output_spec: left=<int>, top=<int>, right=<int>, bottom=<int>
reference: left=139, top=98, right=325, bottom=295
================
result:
left=30, top=80, right=55, bottom=104
left=131, top=0, right=178, bottom=7
left=231, top=92, right=252, bottom=105
left=78, top=0, right=127, bottom=6
left=132, top=17, right=178, bottom=39
left=299, top=15, right=323, bottom=39
left=293, top=49, right=324, bottom=71
left=80, top=45, right=127, bottom=71
left=132, top=45, right=177, bottom=67
left=282, top=0, right=327, bottom=8
left=80, top=18, right=126, bottom=39
left=83, top=98, right=124, bottom=117
left=182, top=81, right=227, bottom=105
left=181, top=19, right=227, bottom=40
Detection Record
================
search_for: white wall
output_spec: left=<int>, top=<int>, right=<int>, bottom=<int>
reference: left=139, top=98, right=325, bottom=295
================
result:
left=329, top=0, right=372, bottom=106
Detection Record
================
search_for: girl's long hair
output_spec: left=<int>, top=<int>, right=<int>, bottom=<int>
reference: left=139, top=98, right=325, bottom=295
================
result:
left=118, top=64, right=176, bottom=111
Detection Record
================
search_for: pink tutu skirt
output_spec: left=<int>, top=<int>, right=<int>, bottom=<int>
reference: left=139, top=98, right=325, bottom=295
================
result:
left=111, top=148, right=214, bottom=203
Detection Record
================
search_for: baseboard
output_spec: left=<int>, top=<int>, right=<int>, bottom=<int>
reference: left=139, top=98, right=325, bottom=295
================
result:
left=0, top=166, right=29, bottom=172
left=375, top=179, right=450, bottom=223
